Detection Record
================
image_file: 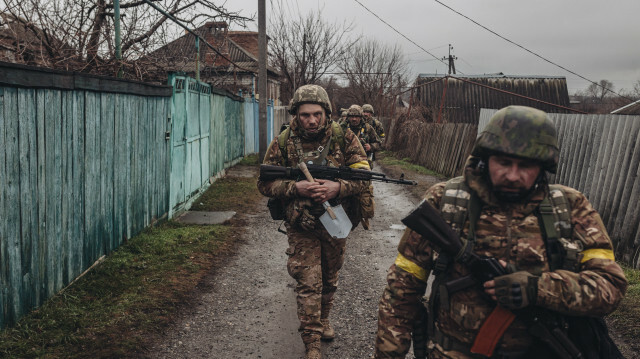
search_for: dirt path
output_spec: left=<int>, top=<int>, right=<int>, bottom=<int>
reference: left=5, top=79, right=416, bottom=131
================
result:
left=147, top=166, right=435, bottom=358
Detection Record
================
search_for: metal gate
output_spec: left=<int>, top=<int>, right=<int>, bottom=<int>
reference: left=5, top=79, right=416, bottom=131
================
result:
left=168, top=75, right=211, bottom=217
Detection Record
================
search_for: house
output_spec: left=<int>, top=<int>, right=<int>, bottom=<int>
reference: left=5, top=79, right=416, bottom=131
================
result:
left=412, top=73, right=572, bottom=124
left=0, top=13, right=77, bottom=69
left=143, top=21, right=281, bottom=104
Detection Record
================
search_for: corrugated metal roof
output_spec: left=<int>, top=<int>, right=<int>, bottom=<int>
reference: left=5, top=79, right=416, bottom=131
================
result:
left=418, top=73, right=567, bottom=80
left=413, top=75, right=571, bottom=123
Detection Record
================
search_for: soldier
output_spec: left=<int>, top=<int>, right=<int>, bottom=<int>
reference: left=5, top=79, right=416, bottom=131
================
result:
left=375, top=106, right=628, bottom=358
left=257, top=85, right=371, bottom=359
left=362, top=104, right=385, bottom=142
left=338, top=108, right=349, bottom=125
left=343, top=104, right=381, bottom=168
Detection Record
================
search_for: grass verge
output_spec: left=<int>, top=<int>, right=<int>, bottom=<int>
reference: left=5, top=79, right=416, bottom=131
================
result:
left=608, top=264, right=640, bottom=353
left=0, top=155, right=262, bottom=359
left=375, top=150, right=448, bottom=199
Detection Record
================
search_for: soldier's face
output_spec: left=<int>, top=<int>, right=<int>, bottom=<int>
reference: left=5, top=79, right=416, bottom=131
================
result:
left=297, top=104, right=326, bottom=134
left=488, top=155, right=541, bottom=193
left=363, top=112, right=372, bottom=120
left=348, top=116, right=361, bottom=126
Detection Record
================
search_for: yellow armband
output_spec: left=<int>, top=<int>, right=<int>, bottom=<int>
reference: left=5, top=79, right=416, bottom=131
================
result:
left=580, top=248, right=615, bottom=263
left=394, top=253, right=428, bottom=282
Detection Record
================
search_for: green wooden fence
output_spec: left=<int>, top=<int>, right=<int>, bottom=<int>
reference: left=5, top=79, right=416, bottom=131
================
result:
left=0, top=66, right=252, bottom=329
left=167, top=75, right=246, bottom=217
left=0, top=62, right=173, bottom=328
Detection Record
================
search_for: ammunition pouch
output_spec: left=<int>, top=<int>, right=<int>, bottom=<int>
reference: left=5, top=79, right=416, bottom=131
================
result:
left=267, top=198, right=285, bottom=220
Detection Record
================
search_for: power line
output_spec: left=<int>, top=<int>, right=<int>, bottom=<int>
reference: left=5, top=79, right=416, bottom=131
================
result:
left=434, top=0, right=633, bottom=101
left=352, top=0, right=456, bottom=73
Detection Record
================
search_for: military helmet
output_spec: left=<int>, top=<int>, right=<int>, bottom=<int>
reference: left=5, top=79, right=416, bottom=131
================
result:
left=472, top=106, right=559, bottom=173
left=347, top=104, right=363, bottom=117
left=362, top=104, right=374, bottom=114
left=288, top=84, right=332, bottom=115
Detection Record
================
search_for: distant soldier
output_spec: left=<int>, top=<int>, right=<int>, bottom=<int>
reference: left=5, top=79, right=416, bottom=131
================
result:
left=375, top=106, right=627, bottom=358
left=362, top=104, right=385, bottom=142
left=258, top=85, right=371, bottom=359
left=343, top=104, right=381, bottom=168
left=338, top=108, right=349, bottom=125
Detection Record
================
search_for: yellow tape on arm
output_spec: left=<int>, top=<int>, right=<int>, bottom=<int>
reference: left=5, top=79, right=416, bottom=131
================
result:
left=394, top=253, right=428, bottom=282
left=349, top=161, right=371, bottom=170
left=580, top=248, right=615, bottom=263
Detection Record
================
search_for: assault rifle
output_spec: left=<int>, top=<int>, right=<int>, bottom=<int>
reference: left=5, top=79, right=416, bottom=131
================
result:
left=259, top=164, right=417, bottom=185
left=402, top=200, right=583, bottom=359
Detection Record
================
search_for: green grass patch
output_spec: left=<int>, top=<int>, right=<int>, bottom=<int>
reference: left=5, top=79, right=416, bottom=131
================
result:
left=377, top=150, right=443, bottom=177
left=609, top=264, right=640, bottom=347
left=0, top=163, right=263, bottom=358
left=237, top=154, right=259, bottom=166
left=190, top=176, right=262, bottom=213
left=0, top=222, right=230, bottom=358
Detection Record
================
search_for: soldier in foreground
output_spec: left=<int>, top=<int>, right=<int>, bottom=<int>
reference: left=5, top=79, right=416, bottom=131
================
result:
left=375, top=106, right=627, bottom=358
left=362, top=104, right=385, bottom=142
left=343, top=104, right=381, bottom=168
left=257, top=85, right=370, bottom=359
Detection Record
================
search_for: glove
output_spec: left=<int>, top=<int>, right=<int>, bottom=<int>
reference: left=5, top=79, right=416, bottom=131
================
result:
left=493, top=271, right=539, bottom=310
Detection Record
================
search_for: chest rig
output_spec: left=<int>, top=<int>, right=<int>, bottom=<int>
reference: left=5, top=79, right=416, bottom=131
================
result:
left=277, top=122, right=345, bottom=166
left=420, top=177, right=581, bottom=356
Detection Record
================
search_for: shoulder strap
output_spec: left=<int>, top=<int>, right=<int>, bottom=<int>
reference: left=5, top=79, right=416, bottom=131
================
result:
left=277, top=127, right=291, bottom=166
left=536, top=185, right=577, bottom=271
left=441, top=177, right=472, bottom=236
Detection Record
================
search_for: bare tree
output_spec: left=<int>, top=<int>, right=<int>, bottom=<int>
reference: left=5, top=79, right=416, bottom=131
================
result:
left=582, top=79, right=615, bottom=103
left=338, top=38, right=409, bottom=117
left=268, top=1, right=357, bottom=103
left=0, top=0, right=250, bottom=78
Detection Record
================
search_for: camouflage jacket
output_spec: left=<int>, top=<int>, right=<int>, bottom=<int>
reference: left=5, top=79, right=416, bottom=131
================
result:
left=343, top=122, right=381, bottom=154
left=375, top=157, right=628, bottom=358
left=257, top=119, right=371, bottom=230
left=367, top=116, right=386, bottom=140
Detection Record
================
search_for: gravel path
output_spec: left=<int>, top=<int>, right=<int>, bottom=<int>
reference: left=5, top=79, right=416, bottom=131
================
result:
left=148, top=166, right=431, bottom=358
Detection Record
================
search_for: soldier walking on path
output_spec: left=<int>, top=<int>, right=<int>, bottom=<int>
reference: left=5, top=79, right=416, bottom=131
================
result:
left=343, top=104, right=381, bottom=169
left=362, top=104, right=385, bottom=143
left=257, top=85, right=371, bottom=359
left=375, top=106, right=628, bottom=358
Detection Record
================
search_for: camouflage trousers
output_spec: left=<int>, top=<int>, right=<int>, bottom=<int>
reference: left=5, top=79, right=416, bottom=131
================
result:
left=285, top=226, right=347, bottom=344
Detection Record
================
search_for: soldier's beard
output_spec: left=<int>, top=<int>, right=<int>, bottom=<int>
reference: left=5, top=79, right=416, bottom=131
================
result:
left=491, top=173, right=546, bottom=203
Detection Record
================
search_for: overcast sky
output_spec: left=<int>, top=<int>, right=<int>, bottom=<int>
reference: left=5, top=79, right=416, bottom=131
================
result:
left=224, top=0, right=640, bottom=96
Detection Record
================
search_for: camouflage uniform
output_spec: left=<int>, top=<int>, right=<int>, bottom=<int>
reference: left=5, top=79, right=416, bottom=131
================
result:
left=375, top=106, right=628, bottom=358
left=258, top=85, right=371, bottom=347
left=363, top=104, right=386, bottom=142
left=344, top=105, right=382, bottom=156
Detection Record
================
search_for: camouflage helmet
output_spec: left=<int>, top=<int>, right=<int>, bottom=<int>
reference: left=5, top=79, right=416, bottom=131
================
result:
left=362, top=104, right=374, bottom=114
left=341, top=110, right=348, bottom=117
left=472, top=106, right=559, bottom=173
left=347, top=104, right=363, bottom=117
left=288, top=84, right=332, bottom=115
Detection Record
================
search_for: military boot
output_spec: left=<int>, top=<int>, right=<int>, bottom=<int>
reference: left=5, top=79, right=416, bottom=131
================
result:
left=304, top=340, right=322, bottom=359
left=320, top=318, right=335, bottom=341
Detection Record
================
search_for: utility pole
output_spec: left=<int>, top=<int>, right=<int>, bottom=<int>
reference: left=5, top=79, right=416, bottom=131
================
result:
left=442, top=44, right=457, bottom=75
left=114, top=0, right=123, bottom=78
left=258, top=0, right=268, bottom=161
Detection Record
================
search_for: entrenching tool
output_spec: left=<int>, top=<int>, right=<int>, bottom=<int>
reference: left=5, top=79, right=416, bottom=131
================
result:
left=298, top=162, right=351, bottom=238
